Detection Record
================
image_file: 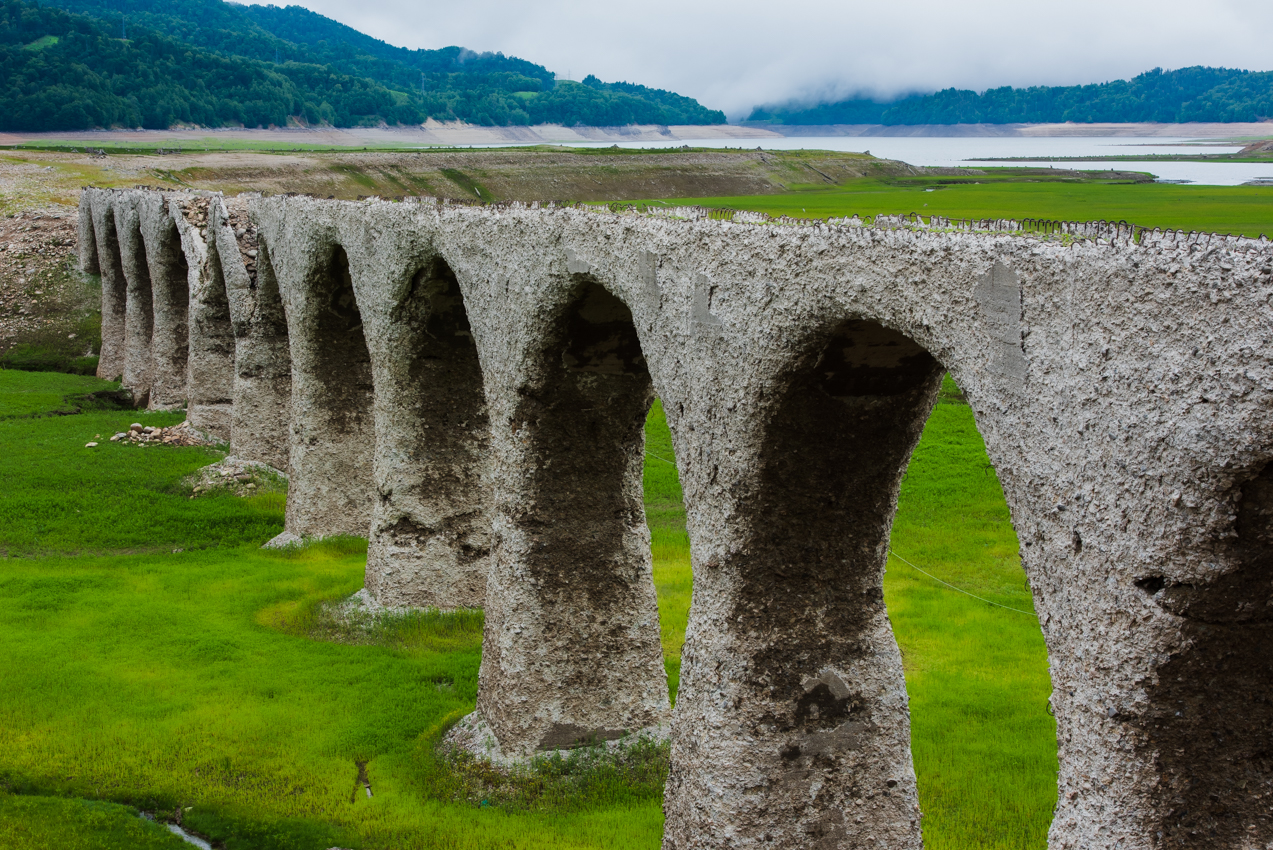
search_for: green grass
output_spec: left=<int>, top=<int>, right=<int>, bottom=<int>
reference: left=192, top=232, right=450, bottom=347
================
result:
left=887, top=378, right=1055, bottom=849
left=0, top=374, right=282, bottom=556
left=0, top=368, right=126, bottom=420
left=654, top=180, right=1273, bottom=237
left=0, top=371, right=1054, bottom=848
left=0, top=792, right=189, bottom=849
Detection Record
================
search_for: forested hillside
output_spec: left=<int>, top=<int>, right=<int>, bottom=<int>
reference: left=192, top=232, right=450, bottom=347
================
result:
left=0, top=0, right=726, bottom=131
left=749, top=67, right=1273, bottom=125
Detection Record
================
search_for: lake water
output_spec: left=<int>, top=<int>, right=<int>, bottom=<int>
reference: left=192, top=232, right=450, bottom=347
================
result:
left=541, top=136, right=1272, bottom=187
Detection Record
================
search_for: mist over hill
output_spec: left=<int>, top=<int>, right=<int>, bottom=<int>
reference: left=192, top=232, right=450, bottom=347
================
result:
left=0, top=0, right=726, bottom=131
left=749, top=67, right=1273, bottom=126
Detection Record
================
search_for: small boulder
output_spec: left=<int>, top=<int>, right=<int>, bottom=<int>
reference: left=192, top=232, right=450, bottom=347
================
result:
left=129, top=423, right=143, bottom=432
left=84, top=441, right=98, bottom=448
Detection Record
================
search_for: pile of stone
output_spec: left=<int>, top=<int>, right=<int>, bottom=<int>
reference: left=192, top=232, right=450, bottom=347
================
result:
left=188, top=455, right=287, bottom=499
left=108, top=420, right=217, bottom=447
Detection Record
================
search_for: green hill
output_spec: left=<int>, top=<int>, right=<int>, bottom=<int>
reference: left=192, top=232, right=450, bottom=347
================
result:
left=0, top=0, right=726, bottom=131
left=749, top=66, right=1273, bottom=125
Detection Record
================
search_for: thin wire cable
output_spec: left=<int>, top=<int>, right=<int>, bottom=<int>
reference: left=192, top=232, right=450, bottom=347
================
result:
left=645, top=451, right=677, bottom=466
left=887, top=549, right=1036, bottom=616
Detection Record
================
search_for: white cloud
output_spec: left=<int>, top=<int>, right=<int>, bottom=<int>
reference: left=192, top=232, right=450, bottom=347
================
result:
left=257, top=0, right=1273, bottom=120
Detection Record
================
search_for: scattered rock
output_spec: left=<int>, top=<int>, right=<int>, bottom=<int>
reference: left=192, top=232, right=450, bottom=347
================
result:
left=111, top=420, right=219, bottom=447
left=84, top=441, right=97, bottom=448
left=186, top=454, right=288, bottom=501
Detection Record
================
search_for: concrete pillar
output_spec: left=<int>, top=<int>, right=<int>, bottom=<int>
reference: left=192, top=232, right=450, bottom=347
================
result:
left=187, top=214, right=237, bottom=439
left=230, top=236, right=291, bottom=471
left=77, top=192, right=99, bottom=276
left=143, top=212, right=189, bottom=410
left=363, top=255, right=490, bottom=609
left=1038, top=467, right=1273, bottom=850
left=282, top=242, right=375, bottom=538
left=118, top=206, right=155, bottom=407
left=663, top=320, right=942, bottom=849
left=91, top=197, right=127, bottom=383
left=475, top=281, right=669, bottom=757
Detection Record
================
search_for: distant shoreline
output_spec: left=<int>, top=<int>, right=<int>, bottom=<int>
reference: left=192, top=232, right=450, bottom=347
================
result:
left=743, top=121, right=1273, bottom=140
left=1, top=120, right=1269, bottom=149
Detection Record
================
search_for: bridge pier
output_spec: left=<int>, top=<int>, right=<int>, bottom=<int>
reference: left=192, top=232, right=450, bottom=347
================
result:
left=664, top=320, right=940, bottom=849
left=279, top=240, right=375, bottom=539
left=474, top=280, right=669, bottom=756
left=139, top=197, right=190, bottom=410
left=361, top=254, right=490, bottom=609
left=89, top=199, right=127, bottom=383
left=188, top=199, right=235, bottom=439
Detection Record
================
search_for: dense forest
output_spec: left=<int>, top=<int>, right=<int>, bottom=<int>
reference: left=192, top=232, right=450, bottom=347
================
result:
left=0, top=0, right=726, bottom=131
left=749, top=67, right=1273, bottom=125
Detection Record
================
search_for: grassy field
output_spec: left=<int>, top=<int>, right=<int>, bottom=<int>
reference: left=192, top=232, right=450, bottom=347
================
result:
left=0, top=364, right=1051, bottom=849
left=654, top=180, right=1273, bottom=237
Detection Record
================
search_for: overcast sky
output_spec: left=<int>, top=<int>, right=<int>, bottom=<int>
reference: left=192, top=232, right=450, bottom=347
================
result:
left=261, top=0, right=1273, bottom=120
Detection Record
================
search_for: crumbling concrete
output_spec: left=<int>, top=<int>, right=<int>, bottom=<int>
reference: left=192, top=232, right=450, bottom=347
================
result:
left=86, top=194, right=126, bottom=383
left=208, top=196, right=292, bottom=471
left=250, top=198, right=490, bottom=606
left=80, top=188, right=1273, bottom=850
left=136, top=193, right=190, bottom=410
left=178, top=196, right=235, bottom=439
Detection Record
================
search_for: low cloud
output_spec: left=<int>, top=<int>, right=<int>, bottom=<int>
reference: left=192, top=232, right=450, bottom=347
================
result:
left=265, top=0, right=1273, bottom=121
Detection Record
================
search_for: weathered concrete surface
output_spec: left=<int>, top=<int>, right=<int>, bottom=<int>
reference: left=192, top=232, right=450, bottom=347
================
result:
left=181, top=196, right=236, bottom=439
left=472, top=276, right=670, bottom=755
left=251, top=205, right=375, bottom=540
left=209, top=197, right=292, bottom=471
left=81, top=189, right=1273, bottom=849
left=116, top=202, right=155, bottom=408
left=136, top=193, right=189, bottom=409
left=88, top=194, right=127, bottom=382
left=251, top=199, right=491, bottom=604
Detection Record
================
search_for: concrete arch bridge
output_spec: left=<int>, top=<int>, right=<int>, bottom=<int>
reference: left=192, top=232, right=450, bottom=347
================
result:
left=78, top=187, right=1273, bottom=849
